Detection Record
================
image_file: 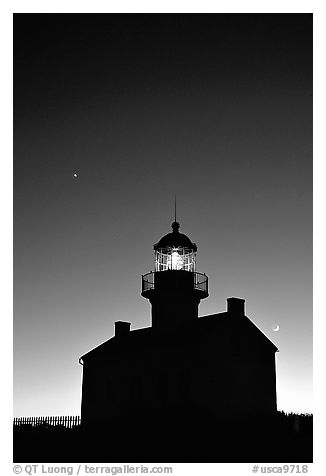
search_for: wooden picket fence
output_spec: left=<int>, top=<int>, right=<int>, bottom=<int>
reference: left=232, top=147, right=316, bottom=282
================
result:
left=13, top=416, right=81, bottom=429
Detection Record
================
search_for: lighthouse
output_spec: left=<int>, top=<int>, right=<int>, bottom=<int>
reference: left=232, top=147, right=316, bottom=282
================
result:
left=80, top=216, right=278, bottom=431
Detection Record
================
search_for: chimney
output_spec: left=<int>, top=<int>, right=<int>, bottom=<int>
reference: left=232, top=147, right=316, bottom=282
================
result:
left=227, top=297, right=245, bottom=316
left=114, top=321, right=131, bottom=337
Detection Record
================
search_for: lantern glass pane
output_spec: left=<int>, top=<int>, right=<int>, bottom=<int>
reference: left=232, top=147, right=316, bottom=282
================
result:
left=155, top=247, right=196, bottom=272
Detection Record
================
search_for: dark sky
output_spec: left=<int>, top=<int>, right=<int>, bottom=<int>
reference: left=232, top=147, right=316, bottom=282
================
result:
left=14, top=14, right=312, bottom=415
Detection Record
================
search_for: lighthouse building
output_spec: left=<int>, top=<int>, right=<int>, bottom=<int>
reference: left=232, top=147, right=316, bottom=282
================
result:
left=80, top=221, right=278, bottom=427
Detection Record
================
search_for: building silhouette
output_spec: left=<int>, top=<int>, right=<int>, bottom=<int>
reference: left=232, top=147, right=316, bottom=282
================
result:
left=79, top=220, right=278, bottom=428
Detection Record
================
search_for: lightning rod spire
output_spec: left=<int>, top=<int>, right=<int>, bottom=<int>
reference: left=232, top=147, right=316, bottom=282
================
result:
left=174, top=195, right=177, bottom=223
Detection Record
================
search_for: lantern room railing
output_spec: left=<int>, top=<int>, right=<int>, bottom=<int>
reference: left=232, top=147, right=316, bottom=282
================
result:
left=142, top=271, right=155, bottom=293
left=194, top=272, right=209, bottom=294
left=141, top=271, right=208, bottom=296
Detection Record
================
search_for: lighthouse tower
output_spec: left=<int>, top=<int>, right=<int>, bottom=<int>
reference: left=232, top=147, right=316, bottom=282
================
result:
left=141, top=220, right=208, bottom=330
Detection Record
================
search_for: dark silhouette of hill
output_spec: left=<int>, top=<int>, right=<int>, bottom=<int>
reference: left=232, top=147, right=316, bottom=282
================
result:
left=13, top=410, right=312, bottom=463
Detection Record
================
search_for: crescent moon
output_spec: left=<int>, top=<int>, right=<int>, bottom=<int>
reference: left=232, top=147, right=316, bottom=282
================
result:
left=273, top=325, right=280, bottom=332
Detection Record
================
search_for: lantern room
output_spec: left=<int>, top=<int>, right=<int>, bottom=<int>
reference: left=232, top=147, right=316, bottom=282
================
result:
left=141, top=219, right=208, bottom=328
left=154, top=221, right=197, bottom=272
left=141, top=220, right=208, bottom=323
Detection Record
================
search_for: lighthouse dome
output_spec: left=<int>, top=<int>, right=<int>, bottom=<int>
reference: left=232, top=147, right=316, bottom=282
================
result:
left=153, top=221, right=197, bottom=252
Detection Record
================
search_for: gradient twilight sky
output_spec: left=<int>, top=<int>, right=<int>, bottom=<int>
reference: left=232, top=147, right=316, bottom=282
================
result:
left=14, top=13, right=312, bottom=416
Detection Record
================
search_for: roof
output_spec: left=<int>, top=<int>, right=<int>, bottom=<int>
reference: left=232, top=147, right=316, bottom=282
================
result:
left=153, top=221, right=197, bottom=251
left=80, top=312, right=278, bottom=363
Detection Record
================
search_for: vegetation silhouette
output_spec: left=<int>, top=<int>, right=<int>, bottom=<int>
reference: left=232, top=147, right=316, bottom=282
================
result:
left=14, top=410, right=312, bottom=463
